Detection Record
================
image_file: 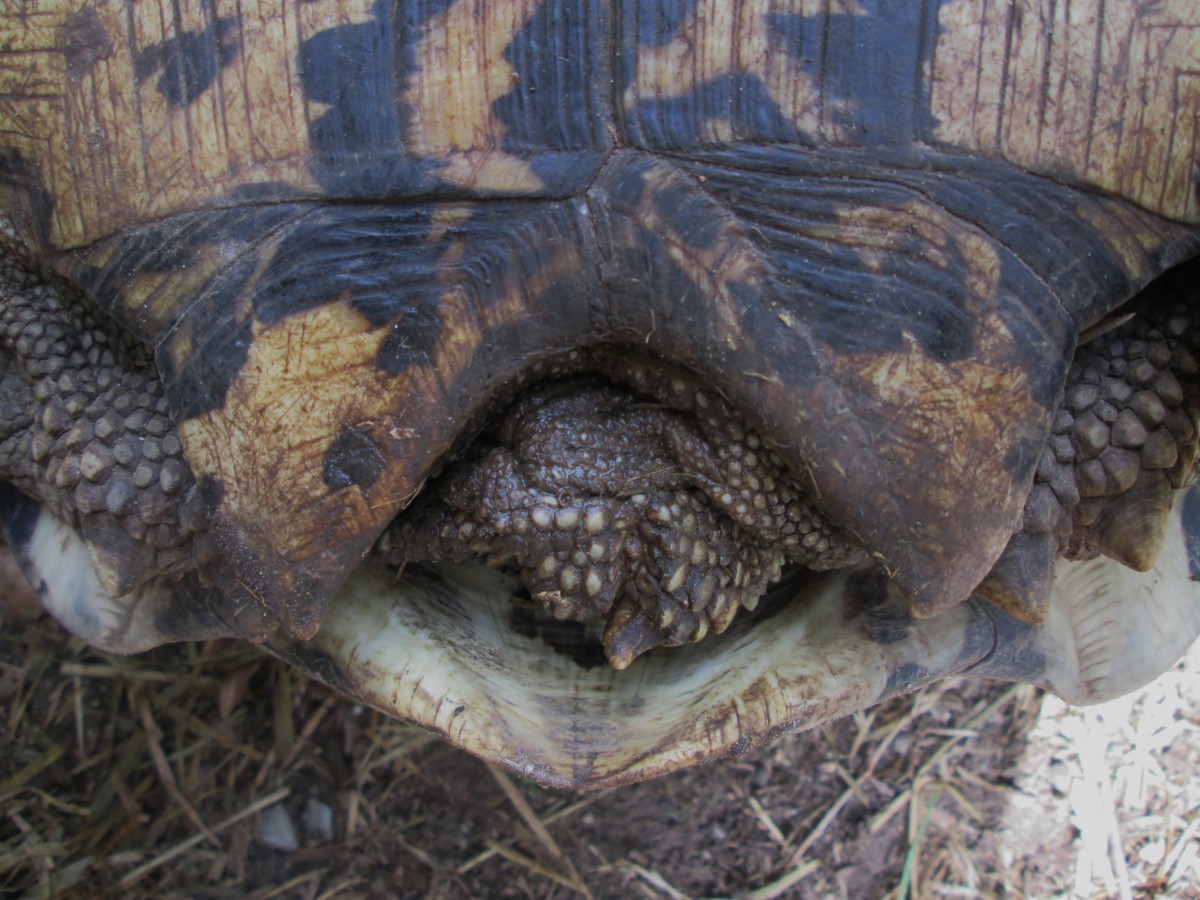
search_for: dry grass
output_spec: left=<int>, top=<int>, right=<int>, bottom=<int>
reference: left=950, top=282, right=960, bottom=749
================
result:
left=2, top=593, right=1199, bottom=898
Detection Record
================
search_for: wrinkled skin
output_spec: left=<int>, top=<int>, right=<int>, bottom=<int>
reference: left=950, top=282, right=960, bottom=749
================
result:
left=2, top=0, right=1200, bottom=787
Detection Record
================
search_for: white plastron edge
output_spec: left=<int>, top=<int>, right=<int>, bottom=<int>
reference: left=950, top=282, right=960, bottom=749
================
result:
left=1036, top=486, right=1200, bottom=705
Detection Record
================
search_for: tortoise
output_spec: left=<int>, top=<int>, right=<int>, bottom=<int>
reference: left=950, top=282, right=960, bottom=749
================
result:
left=2, top=0, right=1200, bottom=789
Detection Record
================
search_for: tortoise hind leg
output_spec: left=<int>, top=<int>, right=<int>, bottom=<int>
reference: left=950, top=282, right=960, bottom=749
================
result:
left=0, top=239, right=211, bottom=601
left=981, top=263, right=1200, bottom=622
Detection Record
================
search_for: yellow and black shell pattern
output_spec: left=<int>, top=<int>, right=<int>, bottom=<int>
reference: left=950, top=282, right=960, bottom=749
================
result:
left=2, top=0, right=1199, bottom=638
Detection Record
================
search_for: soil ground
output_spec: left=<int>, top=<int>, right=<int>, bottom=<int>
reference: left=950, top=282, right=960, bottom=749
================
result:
left=2, top=556, right=1198, bottom=899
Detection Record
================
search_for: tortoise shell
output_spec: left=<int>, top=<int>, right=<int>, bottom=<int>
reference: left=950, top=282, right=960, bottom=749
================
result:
left=2, top=0, right=1200, bottom=786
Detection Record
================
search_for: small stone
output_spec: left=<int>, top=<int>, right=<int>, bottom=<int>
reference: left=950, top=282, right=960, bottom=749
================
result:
left=585, top=569, right=604, bottom=597
left=560, top=567, right=578, bottom=592
left=30, top=431, right=52, bottom=462
left=302, top=798, right=334, bottom=844
left=63, top=393, right=86, bottom=416
left=255, top=804, right=299, bottom=853
left=63, top=421, right=93, bottom=451
left=584, top=507, right=607, bottom=534
left=1023, top=485, right=1060, bottom=534
left=1165, top=409, right=1196, bottom=441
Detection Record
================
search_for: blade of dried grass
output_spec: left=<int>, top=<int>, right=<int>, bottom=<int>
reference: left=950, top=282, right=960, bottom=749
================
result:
left=889, top=685, right=1022, bottom=895
left=487, top=839, right=591, bottom=895
left=134, top=687, right=220, bottom=848
left=115, top=786, right=290, bottom=888
left=746, top=859, right=819, bottom=900
left=58, top=662, right=178, bottom=683
left=831, top=760, right=872, bottom=806
left=253, top=692, right=338, bottom=790
left=359, top=733, right=436, bottom=778
left=786, top=704, right=909, bottom=865
left=620, top=861, right=690, bottom=900
left=869, top=788, right=913, bottom=835
left=249, top=866, right=327, bottom=899
left=1073, top=709, right=1134, bottom=900
left=487, top=763, right=587, bottom=892
left=17, top=786, right=89, bottom=817
left=314, top=877, right=368, bottom=900
left=914, top=685, right=1022, bottom=782
left=1163, top=818, right=1200, bottom=875
left=270, top=665, right=295, bottom=765
left=0, top=743, right=63, bottom=803
left=155, top=701, right=265, bottom=761
left=747, top=796, right=786, bottom=847
left=394, top=836, right=442, bottom=872
left=7, top=648, right=50, bottom=735
left=847, top=707, right=881, bottom=760
left=457, top=795, right=600, bottom=875
left=72, top=674, right=84, bottom=758
left=83, top=731, right=147, bottom=829
left=896, top=784, right=941, bottom=899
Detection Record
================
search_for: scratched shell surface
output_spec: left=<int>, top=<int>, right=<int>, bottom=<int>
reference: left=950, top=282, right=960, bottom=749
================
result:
left=3, top=2, right=1200, bottom=638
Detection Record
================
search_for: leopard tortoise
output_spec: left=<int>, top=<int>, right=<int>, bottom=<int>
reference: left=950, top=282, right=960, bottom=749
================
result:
left=2, top=0, right=1200, bottom=788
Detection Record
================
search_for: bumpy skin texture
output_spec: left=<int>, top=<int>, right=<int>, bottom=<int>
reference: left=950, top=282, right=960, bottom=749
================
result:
left=980, top=278, right=1200, bottom=622
left=0, top=236, right=210, bottom=597
left=386, top=363, right=861, bottom=667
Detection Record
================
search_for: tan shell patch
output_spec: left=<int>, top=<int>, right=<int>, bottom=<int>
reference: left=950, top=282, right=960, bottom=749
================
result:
left=931, top=0, right=1200, bottom=224
left=403, top=0, right=546, bottom=193
left=625, top=0, right=853, bottom=143
left=0, top=0, right=338, bottom=248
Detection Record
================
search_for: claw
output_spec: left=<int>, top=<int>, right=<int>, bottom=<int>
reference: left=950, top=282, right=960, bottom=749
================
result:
left=976, top=529, right=1056, bottom=624
left=1088, top=470, right=1174, bottom=571
left=602, top=596, right=666, bottom=670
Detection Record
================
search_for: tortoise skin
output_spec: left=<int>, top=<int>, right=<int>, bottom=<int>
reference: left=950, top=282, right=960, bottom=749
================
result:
left=2, top=0, right=1199, bottom=641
